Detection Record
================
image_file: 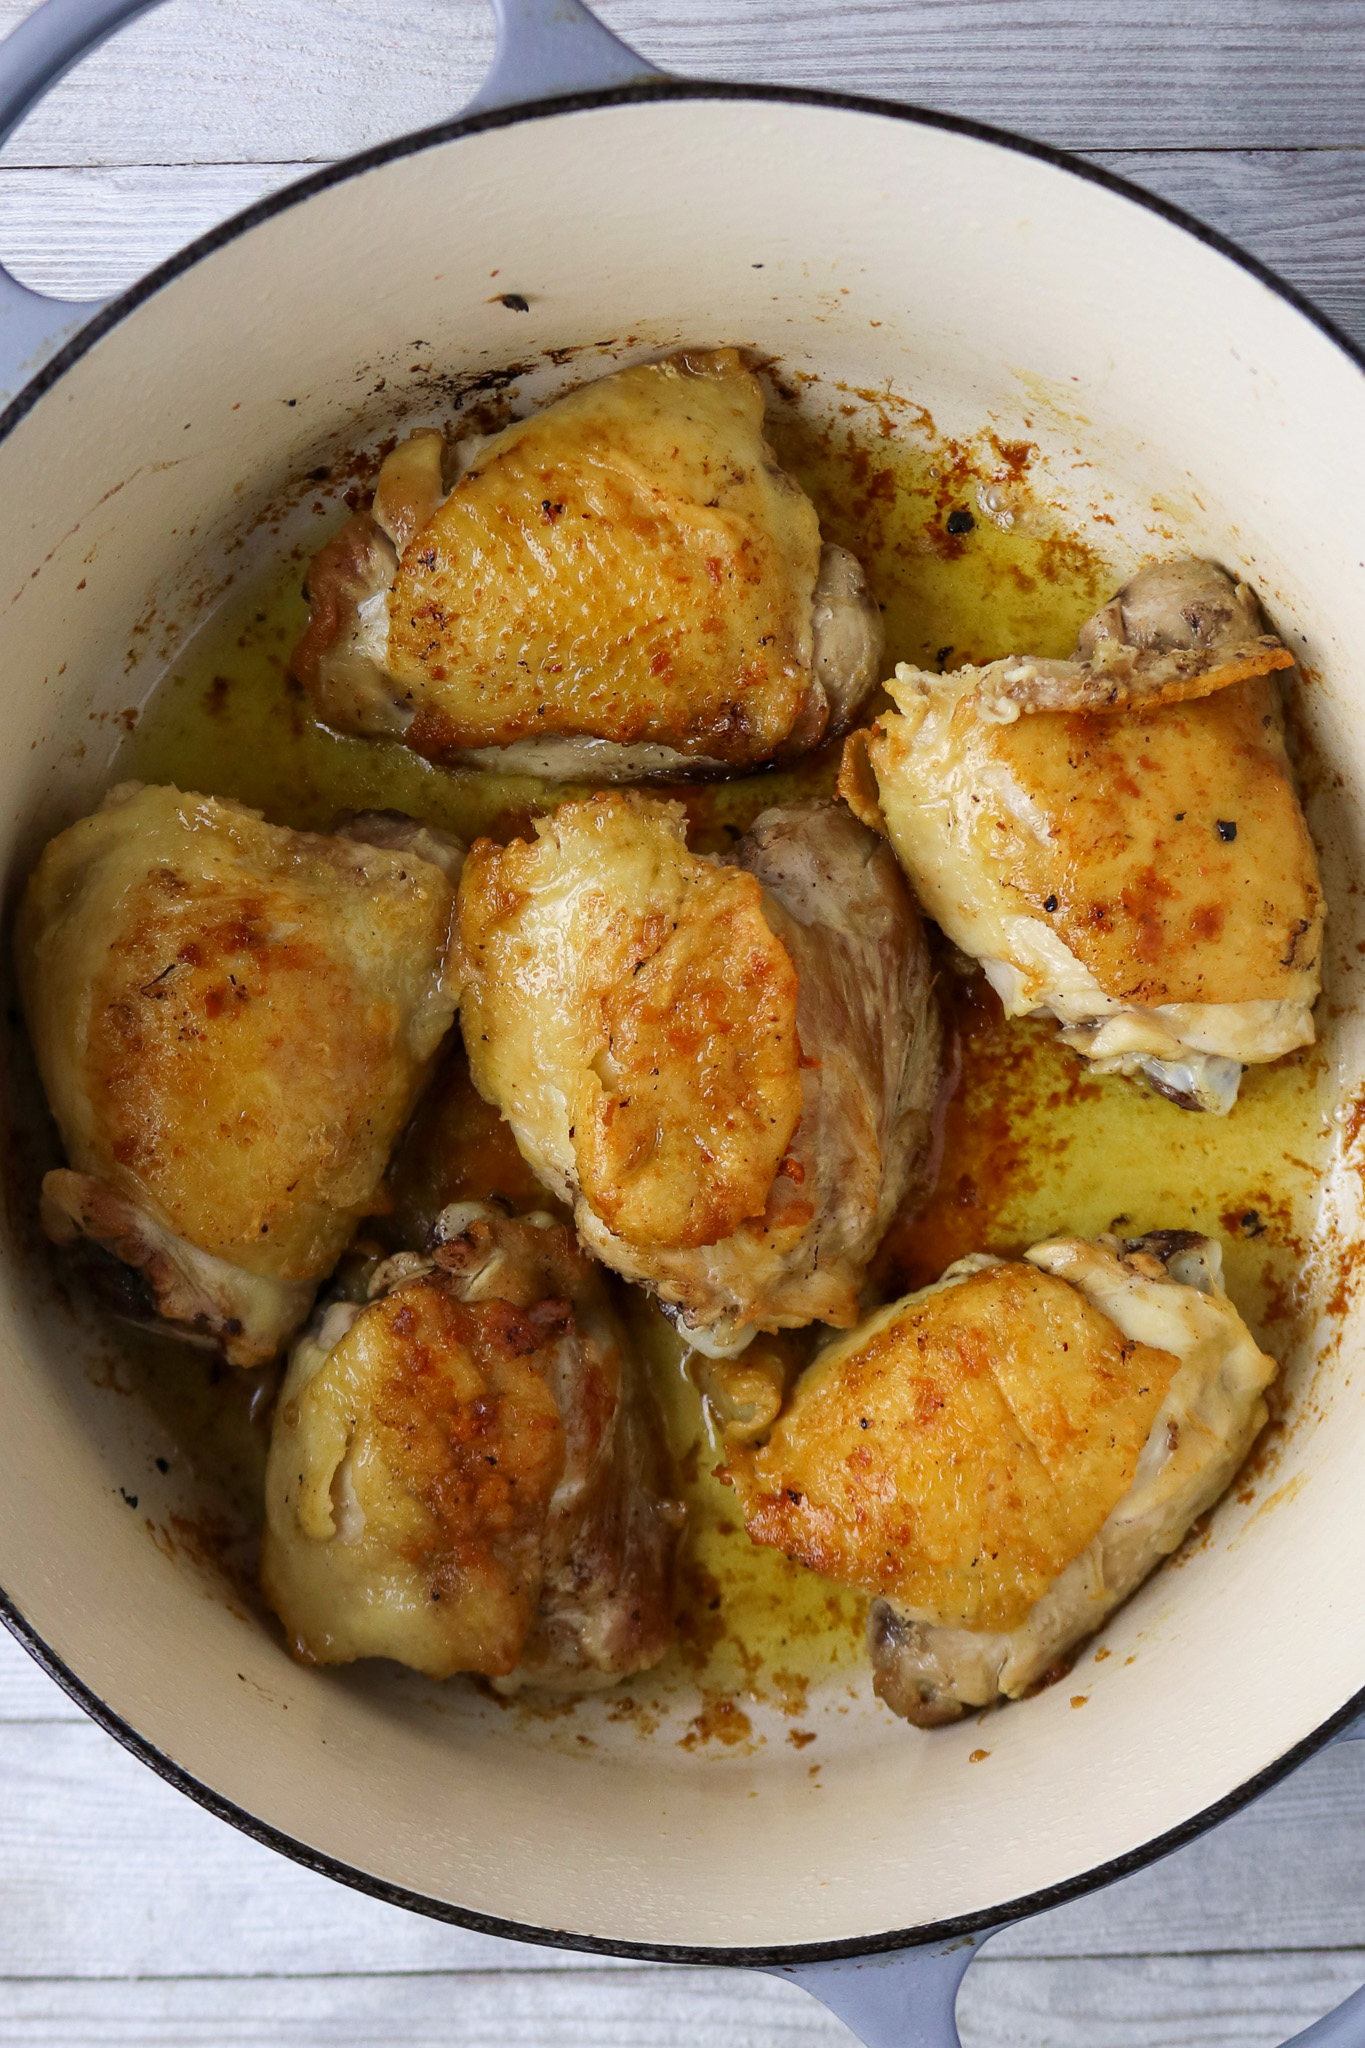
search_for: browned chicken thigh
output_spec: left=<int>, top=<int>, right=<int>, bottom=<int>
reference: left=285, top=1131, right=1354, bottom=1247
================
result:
left=456, top=793, right=942, bottom=1356
left=724, top=1231, right=1276, bottom=1723
left=262, top=1204, right=683, bottom=1688
left=17, top=785, right=461, bottom=1365
left=293, top=350, right=882, bottom=778
left=841, top=558, right=1323, bottom=1112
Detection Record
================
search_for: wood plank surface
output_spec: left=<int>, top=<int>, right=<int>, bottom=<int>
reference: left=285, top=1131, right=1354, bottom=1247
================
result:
left=2, top=1, right=1364, bottom=2043
left=0, top=0, right=1361, bottom=161
left=0, top=1957, right=1361, bottom=2048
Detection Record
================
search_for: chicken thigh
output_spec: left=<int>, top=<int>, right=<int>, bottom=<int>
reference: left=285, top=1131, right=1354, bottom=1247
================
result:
left=17, top=785, right=460, bottom=1365
left=723, top=1230, right=1275, bottom=1724
left=262, top=1204, right=683, bottom=1687
left=292, top=350, right=883, bottom=778
left=456, top=793, right=942, bottom=1357
left=840, top=558, right=1324, bottom=1112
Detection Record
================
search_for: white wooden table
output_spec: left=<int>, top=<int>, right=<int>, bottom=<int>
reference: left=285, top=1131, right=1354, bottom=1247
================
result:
left=1, top=4, right=1363, bottom=2041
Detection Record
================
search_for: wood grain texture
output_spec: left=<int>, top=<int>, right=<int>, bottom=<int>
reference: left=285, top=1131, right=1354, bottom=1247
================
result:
left=1089, top=149, right=1365, bottom=346
left=1, top=2, right=1363, bottom=2043
left=0, top=1959, right=1361, bottom=2047
left=0, top=0, right=1360, bottom=166
left=0, top=1635, right=81, bottom=1721
left=959, top=1957, right=1365, bottom=2047
left=0, top=1970, right=855, bottom=2047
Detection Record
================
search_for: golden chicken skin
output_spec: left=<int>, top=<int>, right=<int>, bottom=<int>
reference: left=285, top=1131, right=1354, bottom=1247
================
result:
left=723, top=1230, right=1276, bottom=1724
left=17, top=785, right=461, bottom=1366
left=292, top=350, right=883, bottom=779
left=262, top=1205, right=683, bottom=1687
left=840, top=557, right=1324, bottom=1113
left=456, top=792, right=942, bottom=1357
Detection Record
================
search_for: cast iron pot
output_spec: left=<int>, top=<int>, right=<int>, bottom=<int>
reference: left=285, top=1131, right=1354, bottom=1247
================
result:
left=0, top=2, right=1363, bottom=2040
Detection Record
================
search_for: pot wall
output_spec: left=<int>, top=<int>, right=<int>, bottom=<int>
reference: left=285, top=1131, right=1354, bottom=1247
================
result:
left=1, top=94, right=1363, bottom=1953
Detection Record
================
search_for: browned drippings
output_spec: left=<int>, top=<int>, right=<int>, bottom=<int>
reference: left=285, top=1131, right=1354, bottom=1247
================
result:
left=66, top=369, right=1336, bottom=1723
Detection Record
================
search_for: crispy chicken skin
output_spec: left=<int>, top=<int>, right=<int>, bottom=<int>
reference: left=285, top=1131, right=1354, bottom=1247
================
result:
left=262, top=1206, right=683, bottom=1687
left=724, top=1231, right=1275, bottom=1724
left=840, top=558, right=1324, bottom=1113
left=17, top=785, right=460, bottom=1365
left=292, top=350, right=882, bottom=778
left=457, top=793, right=941, bottom=1356
left=459, top=791, right=806, bottom=1257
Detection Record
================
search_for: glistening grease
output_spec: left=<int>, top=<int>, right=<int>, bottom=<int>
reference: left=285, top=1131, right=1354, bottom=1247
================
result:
left=103, top=388, right=1336, bottom=1746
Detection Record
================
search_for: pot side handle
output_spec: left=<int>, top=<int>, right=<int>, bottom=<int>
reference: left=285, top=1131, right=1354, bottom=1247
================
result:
left=765, top=1931, right=996, bottom=2048
left=1273, top=1711, right=1365, bottom=2040
left=0, top=0, right=164, bottom=402
left=771, top=1725, right=1365, bottom=2048
left=771, top=1925, right=1365, bottom=2048
left=0, top=0, right=663, bottom=409
left=468, top=0, right=665, bottom=116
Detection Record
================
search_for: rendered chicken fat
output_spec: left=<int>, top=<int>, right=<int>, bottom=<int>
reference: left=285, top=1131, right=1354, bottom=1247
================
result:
left=457, top=793, right=942, bottom=1355
left=724, top=1231, right=1276, bottom=1723
left=262, top=1207, right=682, bottom=1686
left=292, top=350, right=883, bottom=776
left=841, top=557, right=1324, bottom=1112
left=17, top=785, right=461, bottom=1364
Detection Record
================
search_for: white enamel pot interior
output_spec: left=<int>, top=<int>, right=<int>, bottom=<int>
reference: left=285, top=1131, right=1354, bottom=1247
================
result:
left=1, top=56, right=1365, bottom=1970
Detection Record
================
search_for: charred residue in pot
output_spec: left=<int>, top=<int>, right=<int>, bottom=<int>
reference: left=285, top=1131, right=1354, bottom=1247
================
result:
left=80, top=370, right=1341, bottom=1729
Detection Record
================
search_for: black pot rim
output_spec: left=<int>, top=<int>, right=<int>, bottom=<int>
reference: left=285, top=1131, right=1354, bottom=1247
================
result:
left=2, top=72, right=1362, bottom=1971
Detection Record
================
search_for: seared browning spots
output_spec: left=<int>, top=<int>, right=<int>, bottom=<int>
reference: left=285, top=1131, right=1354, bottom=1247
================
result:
left=262, top=1207, right=683, bottom=1685
left=574, top=875, right=802, bottom=1249
left=840, top=557, right=1323, bottom=1109
left=17, top=785, right=459, bottom=1361
left=25, top=789, right=456, bottom=1272
left=434, top=1211, right=683, bottom=1689
left=858, top=1234, right=1278, bottom=1723
left=843, top=557, right=1320, bottom=1007
left=292, top=352, right=882, bottom=775
left=264, top=1278, right=568, bottom=1676
left=724, top=1259, right=1181, bottom=1632
left=352, top=1286, right=566, bottom=1655
left=388, top=351, right=822, bottom=763
left=457, top=792, right=803, bottom=1252
left=456, top=794, right=941, bottom=1355
left=947, top=678, right=1316, bottom=1007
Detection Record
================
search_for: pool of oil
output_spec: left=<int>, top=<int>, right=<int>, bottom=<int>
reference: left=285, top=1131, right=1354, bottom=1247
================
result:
left=876, top=975, right=1333, bottom=1364
left=96, top=388, right=1336, bottom=1729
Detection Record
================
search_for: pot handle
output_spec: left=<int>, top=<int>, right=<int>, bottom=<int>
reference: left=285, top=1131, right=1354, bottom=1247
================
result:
left=765, top=1931, right=997, bottom=2047
left=1279, top=1715, right=1365, bottom=2040
left=772, top=1917, right=1365, bottom=2047
left=773, top=1718, right=1365, bottom=2045
left=0, top=0, right=663, bottom=407
left=467, top=0, right=664, bottom=115
left=0, top=0, right=162, bottom=401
